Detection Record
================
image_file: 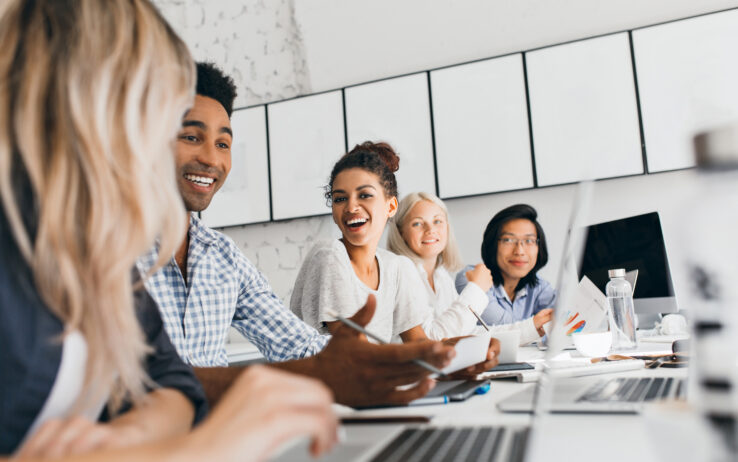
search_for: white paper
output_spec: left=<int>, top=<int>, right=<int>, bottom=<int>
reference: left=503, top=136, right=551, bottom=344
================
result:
left=625, top=269, right=638, bottom=295
left=563, top=276, right=609, bottom=335
left=440, top=334, right=490, bottom=374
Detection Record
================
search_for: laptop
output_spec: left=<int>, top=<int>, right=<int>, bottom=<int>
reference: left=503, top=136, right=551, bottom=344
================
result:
left=497, top=372, right=687, bottom=414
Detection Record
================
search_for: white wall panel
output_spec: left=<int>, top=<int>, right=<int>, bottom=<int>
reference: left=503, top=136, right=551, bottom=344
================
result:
left=431, top=54, right=533, bottom=198
left=526, top=33, right=644, bottom=186
left=202, top=106, right=271, bottom=227
left=345, top=74, right=436, bottom=198
left=634, top=9, right=738, bottom=172
left=268, top=91, right=345, bottom=220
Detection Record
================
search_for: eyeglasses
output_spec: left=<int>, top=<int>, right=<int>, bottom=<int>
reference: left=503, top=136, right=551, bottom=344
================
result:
left=498, top=237, right=539, bottom=248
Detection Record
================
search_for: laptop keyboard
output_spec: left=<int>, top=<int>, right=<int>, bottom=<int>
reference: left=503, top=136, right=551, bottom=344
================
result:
left=578, top=377, right=687, bottom=403
left=369, top=426, right=529, bottom=462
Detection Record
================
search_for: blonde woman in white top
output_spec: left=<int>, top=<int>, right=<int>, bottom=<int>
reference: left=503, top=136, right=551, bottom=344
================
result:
left=387, top=192, right=551, bottom=344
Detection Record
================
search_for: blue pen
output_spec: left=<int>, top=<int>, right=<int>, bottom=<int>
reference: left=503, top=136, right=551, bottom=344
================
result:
left=475, top=382, right=491, bottom=395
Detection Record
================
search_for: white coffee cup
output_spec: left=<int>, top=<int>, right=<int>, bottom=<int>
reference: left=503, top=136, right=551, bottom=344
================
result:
left=490, top=329, right=521, bottom=363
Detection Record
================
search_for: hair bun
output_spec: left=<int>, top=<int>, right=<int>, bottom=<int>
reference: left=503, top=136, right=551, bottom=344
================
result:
left=352, top=141, right=400, bottom=173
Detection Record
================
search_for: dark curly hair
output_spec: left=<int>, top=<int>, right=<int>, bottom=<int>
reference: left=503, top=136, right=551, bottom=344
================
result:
left=324, top=141, right=400, bottom=205
left=196, top=62, right=237, bottom=117
left=481, top=204, right=549, bottom=292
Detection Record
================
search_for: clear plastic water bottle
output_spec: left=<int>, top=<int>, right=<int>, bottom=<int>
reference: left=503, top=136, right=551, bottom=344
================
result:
left=606, top=268, right=637, bottom=350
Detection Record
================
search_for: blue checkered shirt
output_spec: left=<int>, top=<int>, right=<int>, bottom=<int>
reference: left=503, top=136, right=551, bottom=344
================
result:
left=137, top=214, right=328, bottom=367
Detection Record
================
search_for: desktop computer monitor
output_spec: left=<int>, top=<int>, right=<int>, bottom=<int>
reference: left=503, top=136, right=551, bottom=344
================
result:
left=578, top=211, right=678, bottom=318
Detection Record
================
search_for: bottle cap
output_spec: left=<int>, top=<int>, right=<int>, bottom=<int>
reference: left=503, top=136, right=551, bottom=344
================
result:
left=693, top=124, right=738, bottom=171
left=608, top=268, right=626, bottom=278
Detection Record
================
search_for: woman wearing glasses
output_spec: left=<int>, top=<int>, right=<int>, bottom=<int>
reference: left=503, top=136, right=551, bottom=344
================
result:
left=456, top=204, right=554, bottom=340
left=388, top=195, right=550, bottom=344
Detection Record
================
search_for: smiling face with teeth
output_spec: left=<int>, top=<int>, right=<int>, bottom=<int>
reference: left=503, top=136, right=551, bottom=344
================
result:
left=400, top=200, right=448, bottom=264
left=331, top=168, right=398, bottom=249
left=175, top=95, right=232, bottom=212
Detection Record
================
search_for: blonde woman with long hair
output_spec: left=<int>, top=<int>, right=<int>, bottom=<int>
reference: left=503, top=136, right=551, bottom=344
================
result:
left=387, top=192, right=551, bottom=344
left=0, top=1, right=336, bottom=461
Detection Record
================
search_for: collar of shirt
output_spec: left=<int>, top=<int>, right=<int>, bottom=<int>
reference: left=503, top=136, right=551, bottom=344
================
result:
left=492, top=283, right=528, bottom=304
left=188, top=213, right=219, bottom=248
left=138, top=214, right=217, bottom=274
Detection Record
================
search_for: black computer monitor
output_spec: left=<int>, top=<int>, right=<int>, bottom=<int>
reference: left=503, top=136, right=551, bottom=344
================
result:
left=578, top=211, right=678, bottom=316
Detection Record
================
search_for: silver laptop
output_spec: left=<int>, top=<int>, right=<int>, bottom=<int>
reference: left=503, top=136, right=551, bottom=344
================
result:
left=273, top=422, right=530, bottom=462
left=497, top=373, right=687, bottom=414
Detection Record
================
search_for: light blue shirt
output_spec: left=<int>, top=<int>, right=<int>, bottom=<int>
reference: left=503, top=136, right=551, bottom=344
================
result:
left=455, top=265, right=556, bottom=326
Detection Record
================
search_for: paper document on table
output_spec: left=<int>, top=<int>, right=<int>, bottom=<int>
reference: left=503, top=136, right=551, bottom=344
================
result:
left=562, top=276, right=609, bottom=335
left=440, top=334, right=490, bottom=374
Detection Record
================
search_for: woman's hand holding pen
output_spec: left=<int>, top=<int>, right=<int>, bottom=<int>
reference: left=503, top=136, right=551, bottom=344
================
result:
left=465, top=264, right=493, bottom=293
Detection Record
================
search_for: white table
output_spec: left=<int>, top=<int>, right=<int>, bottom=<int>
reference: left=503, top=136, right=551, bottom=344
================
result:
left=272, top=342, right=695, bottom=461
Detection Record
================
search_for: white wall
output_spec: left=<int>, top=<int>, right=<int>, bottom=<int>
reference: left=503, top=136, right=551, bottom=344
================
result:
left=153, top=0, right=736, bottom=306
left=295, top=0, right=738, bottom=93
left=153, top=0, right=310, bottom=108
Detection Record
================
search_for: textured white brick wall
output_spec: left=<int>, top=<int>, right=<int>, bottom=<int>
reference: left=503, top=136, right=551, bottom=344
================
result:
left=153, top=0, right=310, bottom=108
left=225, top=216, right=340, bottom=303
left=153, top=0, right=329, bottom=306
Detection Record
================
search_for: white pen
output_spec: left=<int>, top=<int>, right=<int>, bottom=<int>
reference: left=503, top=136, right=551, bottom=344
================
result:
left=468, top=305, right=490, bottom=331
left=407, top=395, right=448, bottom=406
left=324, top=308, right=447, bottom=377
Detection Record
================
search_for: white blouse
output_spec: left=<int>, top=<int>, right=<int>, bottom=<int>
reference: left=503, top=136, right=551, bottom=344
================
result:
left=418, top=265, right=541, bottom=345
left=20, top=332, right=108, bottom=449
left=291, top=240, right=428, bottom=343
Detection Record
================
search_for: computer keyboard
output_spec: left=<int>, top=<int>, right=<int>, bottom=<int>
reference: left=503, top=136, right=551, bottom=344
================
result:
left=578, top=376, right=687, bottom=403
left=369, top=426, right=529, bottom=462
left=545, top=359, right=646, bottom=378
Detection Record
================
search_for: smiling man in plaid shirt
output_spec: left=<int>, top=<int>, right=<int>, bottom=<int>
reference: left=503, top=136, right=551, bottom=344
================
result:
left=138, top=62, right=470, bottom=407
left=138, top=62, right=328, bottom=367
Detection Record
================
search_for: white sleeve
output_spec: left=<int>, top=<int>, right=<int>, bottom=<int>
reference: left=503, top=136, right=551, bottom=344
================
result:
left=393, top=257, right=433, bottom=336
left=422, top=281, right=489, bottom=340
left=488, top=317, right=540, bottom=346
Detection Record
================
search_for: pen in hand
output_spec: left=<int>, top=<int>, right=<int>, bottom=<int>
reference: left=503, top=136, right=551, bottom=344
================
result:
left=324, top=308, right=447, bottom=377
left=468, top=306, right=490, bottom=332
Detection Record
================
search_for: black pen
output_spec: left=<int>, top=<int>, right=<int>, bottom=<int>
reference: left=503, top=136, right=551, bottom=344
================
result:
left=325, top=309, right=447, bottom=377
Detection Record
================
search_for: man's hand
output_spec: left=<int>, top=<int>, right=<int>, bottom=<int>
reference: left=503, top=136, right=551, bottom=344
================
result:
left=307, top=295, right=456, bottom=407
left=534, top=308, right=554, bottom=337
left=442, top=336, right=501, bottom=379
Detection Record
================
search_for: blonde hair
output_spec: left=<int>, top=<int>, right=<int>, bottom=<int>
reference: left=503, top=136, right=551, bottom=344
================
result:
left=387, top=192, right=463, bottom=272
left=0, top=0, right=194, bottom=411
